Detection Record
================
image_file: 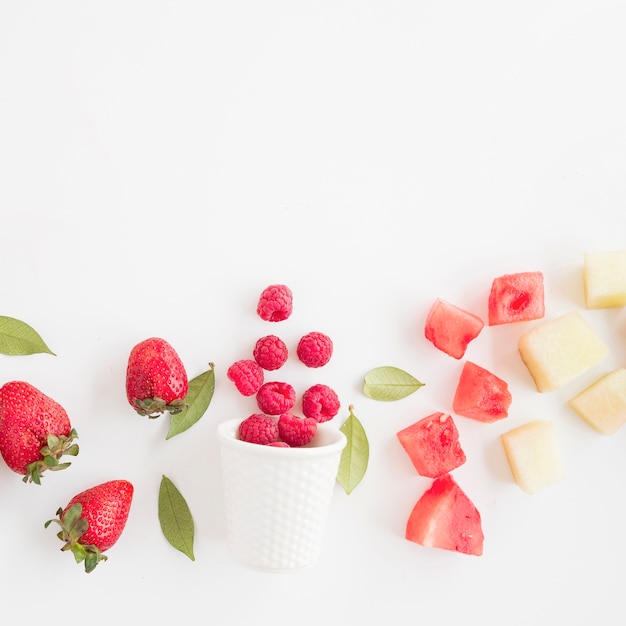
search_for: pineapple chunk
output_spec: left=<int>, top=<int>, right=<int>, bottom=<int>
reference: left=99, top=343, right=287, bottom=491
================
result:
left=518, top=310, right=609, bottom=392
left=500, top=420, right=564, bottom=494
left=568, top=368, right=626, bottom=435
left=584, top=250, right=626, bottom=309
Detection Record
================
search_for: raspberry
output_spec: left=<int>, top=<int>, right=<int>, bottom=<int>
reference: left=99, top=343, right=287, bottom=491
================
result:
left=253, top=334, right=288, bottom=371
left=302, top=384, right=340, bottom=423
left=227, top=359, right=264, bottom=396
left=256, top=381, right=296, bottom=415
left=277, top=412, right=318, bottom=447
left=239, top=414, right=279, bottom=445
left=268, top=441, right=290, bottom=448
left=257, top=284, right=293, bottom=322
left=296, top=331, right=333, bottom=368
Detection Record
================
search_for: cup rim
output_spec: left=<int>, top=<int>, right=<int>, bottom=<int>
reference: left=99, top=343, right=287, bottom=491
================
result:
left=217, top=417, right=347, bottom=458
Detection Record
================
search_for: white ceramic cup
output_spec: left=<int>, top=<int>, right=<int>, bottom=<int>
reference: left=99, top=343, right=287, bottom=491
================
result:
left=217, top=417, right=347, bottom=572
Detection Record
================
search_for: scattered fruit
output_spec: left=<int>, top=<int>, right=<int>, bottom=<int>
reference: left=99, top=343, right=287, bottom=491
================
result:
left=253, top=334, right=288, bottom=370
left=405, top=473, right=484, bottom=556
left=45, top=479, right=134, bottom=573
left=500, top=420, right=564, bottom=494
left=488, top=271, right=545, bottom=325
left=396, top=412, right=466, bottom=478
left=302, top=383, right=340, bottom=422
left=518, top=310, right=609, bottom=392
left=230, top=284, right=344, bottom=450
left=583, top=250, right=626, bottom=308
left=297, top=331, right=333, bottom=368
left=257, top=284, right=293, bottom=322
left=0, top=381, right=78, bottom=484
left=8, top=249, right=623, bottom=570
left=452, top=361, right=512, bottom=422
left=424, top=298, right=484, bottom=359
left=568, top=368, right=626, bottom=435
left=227, top=359, right=264, bottom=396
left=126, top=337, right=189, bottom=417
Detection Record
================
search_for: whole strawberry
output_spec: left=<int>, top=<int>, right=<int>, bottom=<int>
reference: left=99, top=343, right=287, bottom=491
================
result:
left=126, top=337, right=188, bottom=417
left=0, top=381, right=78, bottom=484
left=45, top=479, right=134, bottom=573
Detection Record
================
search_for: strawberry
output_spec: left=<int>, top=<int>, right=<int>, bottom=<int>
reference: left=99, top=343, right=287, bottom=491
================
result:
left=125, top=337, right=189, bottom=417
left=45, top=479, right=134, bottom=573
left=0, top=381, right=79, bottom=484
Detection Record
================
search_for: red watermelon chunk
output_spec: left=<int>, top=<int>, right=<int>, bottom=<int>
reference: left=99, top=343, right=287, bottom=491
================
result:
left=488, top=271, right=545, bottom=326
left=405, top=473, right=484, bottom=556
left=452, top=360, right=512, bottom=422
left=424, top=298, right=484, bottom=359
left=397, top=412, right=466, bottom=478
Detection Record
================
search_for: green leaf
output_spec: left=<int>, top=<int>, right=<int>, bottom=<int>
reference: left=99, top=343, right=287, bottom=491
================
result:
left=0, top=316, right=55, bottom=356
left=337, top=405, right=369, bottom=495
left=158, top=475, right=195, bottom=561
left=363, top=366, right=424, bottom=401
left=166, top=363, right=215, bottom=440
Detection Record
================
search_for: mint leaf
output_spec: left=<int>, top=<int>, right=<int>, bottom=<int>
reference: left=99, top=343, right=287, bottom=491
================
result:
left=166, top=363, right=215, bottom=440
left=363, top=366, right=424, bottom=401
left=0, top=316, right=55, bottom=356
left=337, top=405, right=369, bottom=495
left=158, top=475, right=195, bottom=561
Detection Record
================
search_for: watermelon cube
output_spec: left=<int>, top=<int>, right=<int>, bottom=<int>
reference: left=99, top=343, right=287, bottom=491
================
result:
left=452, top=360, right=512, bottom=422
left=405, top=473, right=484, bottom=556
left=488, top=271, right=545, bottom=325
left=396, top=412, right=466, bottom=478
left=424, top=298, right=484, bottom=359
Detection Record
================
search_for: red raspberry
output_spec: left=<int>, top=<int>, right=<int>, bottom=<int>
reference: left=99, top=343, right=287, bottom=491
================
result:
left=257, top=284, right=293, bottom=322
left=239, top=414, right=279, bottom=445
left=268, top=441, right=290, bottom=448
left=227, top=359, right=264, bottom=396
left=256, top=381, right=296, bottom=415
left=253, top=335, right=288, bottom=371
left=277, top=412, right=318, bottom=447
left=302, top=384, right=340, bottom=423
left=296, top=331, right=333, bottom=368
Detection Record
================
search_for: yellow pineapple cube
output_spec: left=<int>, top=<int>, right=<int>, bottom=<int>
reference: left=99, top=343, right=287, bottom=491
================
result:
left=568, top=368, right=626, bottom=435
left=584, top=250, right=626, bottom=309
left=500, top=420, right=564, bottom=494
left=518, top=311, right=609, bottom=392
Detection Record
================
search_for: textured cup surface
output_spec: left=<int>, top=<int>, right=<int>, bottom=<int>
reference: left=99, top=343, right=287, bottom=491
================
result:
left=217, top=417, right=347, bottom=572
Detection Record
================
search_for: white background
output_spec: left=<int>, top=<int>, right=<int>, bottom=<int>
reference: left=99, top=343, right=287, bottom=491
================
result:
left=1, top=1, right=625, bottom=624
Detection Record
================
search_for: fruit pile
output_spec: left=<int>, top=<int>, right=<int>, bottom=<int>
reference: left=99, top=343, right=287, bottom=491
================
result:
left=392, top=252, right=626, bottom=556
left=227, top=284, right=341, bottom=447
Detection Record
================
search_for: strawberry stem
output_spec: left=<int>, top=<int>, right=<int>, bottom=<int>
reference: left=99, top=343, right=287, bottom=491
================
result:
left=24, top=428, right=79, bottom=484
left=133, top=397, right=186, bottom=418
left=44, top=503, right=108, bottom=573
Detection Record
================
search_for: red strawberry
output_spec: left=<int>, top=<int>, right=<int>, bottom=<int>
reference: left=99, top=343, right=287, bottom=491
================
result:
left=126, top=337, right=189, bottom=417
left=45, top=479, right=134, bottom=573
left=0, top=381, right=78, bottom=484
